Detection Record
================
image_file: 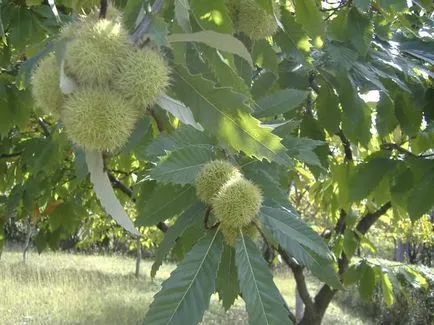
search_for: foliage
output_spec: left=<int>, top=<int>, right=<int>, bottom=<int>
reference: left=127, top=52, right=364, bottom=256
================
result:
left=1, top=0, right=433, bottom=324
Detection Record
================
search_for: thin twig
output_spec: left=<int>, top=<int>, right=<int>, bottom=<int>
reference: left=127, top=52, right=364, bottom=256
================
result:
left=107, top=172, right=168, bottom=233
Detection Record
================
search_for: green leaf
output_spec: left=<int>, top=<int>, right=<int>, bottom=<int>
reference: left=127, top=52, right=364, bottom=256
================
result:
left=48, top=201, right=83, bottom=235
left=235, top=235, right=292, bottom=325
left=150, top=147, right=216, bottom=185
left=282, top=136, right=324, bottom=166
left=122, top=116, right=151, bottom=154
left=349, top=157, right=396, bottom=202
left=259, top=206, right=330, bottom=259
left=172, top=66, right=291, bottom=166
left=168, top=32, right=252, bottom=67
left=354, top=0, right=371, bottom=11
left=260, top=206, right=341, bottom=288
left=143, top=230, right=224, bottom=325
left=191, top=0, right=234, bottom=33
left=328, top=8, right=349, bottom=42
left=294, top=0, right=324, bottom=42
left=146, top=125, right=214, bottom=157
left=377, top=0, right=407, bottom=11
left=359, top=263, right=376, bottom=301
left=216, top=245, right=240, bottom=311
left=316, top=83, right=341, bottom=134
left=136, top=184, right=197, bottom=227
left=376, top=94, right=398, bottom=138
left=147, top=16, right=169, bottom=47
left=252, top=40, right=278, bottom=75
left=343, top=229, right=359, bottom=259
left=407, top=167, right=434, bottom=221
left=174, top=0, right=191, bottom=32
left=394, top=92, right=422, bottom=137
left=201, top=46, right=251, bottom=96
left=344, top=264, right=362, bottom=286
left=85, top=150, right=139, bottom=235
left=381, top=271, right=394, bottom=307
left=157, top=94, right=203, bottom=131
left=151, top=202, right=207, bottom=278
left=254, top=89, right=309, bottom=118
left=242, top=162, right=291, bottom=208
left=347, top=7, right=373, bottom=56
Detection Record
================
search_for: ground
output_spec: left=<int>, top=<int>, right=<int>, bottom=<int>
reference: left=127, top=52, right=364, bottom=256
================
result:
left=0, top=248, right=373, bottom=325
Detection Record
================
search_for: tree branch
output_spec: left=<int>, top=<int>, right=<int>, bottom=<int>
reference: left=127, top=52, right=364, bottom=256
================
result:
left=309, top=201, right=392, bottom=323
left=37, top=117, right=50, bottom=137
left=99, top=0, right=108, bottom=19
left=0, top=152, right=22, bottom=159
left=356, top=201, right=391, bottom=235
left=130, top=0, right=165, bottom=43
left=278, top=246, right=314, bottom=311
left=336, top=129, right=352, bottom=161
left=107, top=172, right=168, bottom=233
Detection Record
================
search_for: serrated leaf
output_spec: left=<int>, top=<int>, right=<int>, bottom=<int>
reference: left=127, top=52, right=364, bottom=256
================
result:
left=216, top=245, right=240, bottom=311
left=344, top=264, right=361, bottom=286
left=407, top=167, right=434, bottom=221
left=343, top=229, right=359, bottom=259
left=294, top=0, right=324, bottom=41
left=73, top=147, right=88, bottom=180
left=157, top=94, right=203, bottom=131
left=85, top=150, right=139, bottom=235
left=201, top=46, right=251, bottom=96
left=175, top=0, right=191, bottom=32
left=150, top=147, right=216, bottom=185
left=381, top=271, right=394, bottom=306
left=347, top=7, right=373, bottom=56
left=282, top=136, right=324, bottom=166
left=243, top=163, right=290, bottom=209
left=252, top=40, right=278, bottom=75
left=172, top=65, right=291, bottom=166
left=394, top=92, right=422, bottom=137
left=254, top=89, right=309, bottom=118
left=146, top=16, right=169, bottom=47
left=316, top=83, right=341, bottom=134
left=328, top=8, right=349, bottom=42
left=376, top=94, right=398, bottom=138
left=259, top=206, right=341, bottom=288
left=259, top=206, right=330, bottom=258
left=136, top=184, right=197, bottom=227
left=168, top=31, right=252, bottom=67
left=349, top=157, right=396, bottom=202
left=143, top=230, right=224, bottom=325
left=151, top=202, right=207, bottom=278
left=191, top=0, right=234, bottom=33
left=146, top=125, right=214, bottom=157
left=235, top=235, right=292, bottom=325
left=354, top=0, right=371, bottom=11
left=359, top=264, right=376, bottom=301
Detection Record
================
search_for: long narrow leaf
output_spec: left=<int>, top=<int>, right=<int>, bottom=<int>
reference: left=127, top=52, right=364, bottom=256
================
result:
left=235, top=235, right=292, bottom=325
left=144, top=230, right=224, bottom=325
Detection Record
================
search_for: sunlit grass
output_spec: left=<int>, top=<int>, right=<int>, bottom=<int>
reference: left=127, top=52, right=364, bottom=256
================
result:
left=0, top=248, right=372, bottom=325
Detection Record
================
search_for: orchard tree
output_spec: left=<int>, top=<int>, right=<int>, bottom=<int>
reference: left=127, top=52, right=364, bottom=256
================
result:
left=1, top=0, right=433, bottom=325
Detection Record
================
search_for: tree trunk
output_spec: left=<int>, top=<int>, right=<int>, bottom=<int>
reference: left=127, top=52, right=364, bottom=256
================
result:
left=23, top=217, right=32, bottom=263
left=395, top=240, right=407, bottom=262
left=295, top=287, right=304, bottom=323
left=135, top=238, right=142, bottom=277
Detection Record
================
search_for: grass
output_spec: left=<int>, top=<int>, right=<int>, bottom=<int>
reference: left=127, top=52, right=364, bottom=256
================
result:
left=0, top=247, right=373, bottom=325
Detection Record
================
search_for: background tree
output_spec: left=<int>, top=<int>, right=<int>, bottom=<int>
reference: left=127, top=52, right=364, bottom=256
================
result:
left=0, top=0, right=433, bottom=325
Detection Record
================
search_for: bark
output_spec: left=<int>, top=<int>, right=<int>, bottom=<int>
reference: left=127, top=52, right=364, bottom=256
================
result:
left=23, top=217, right=32, bottom=263
left=135, top=238, right=142, bottom=277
